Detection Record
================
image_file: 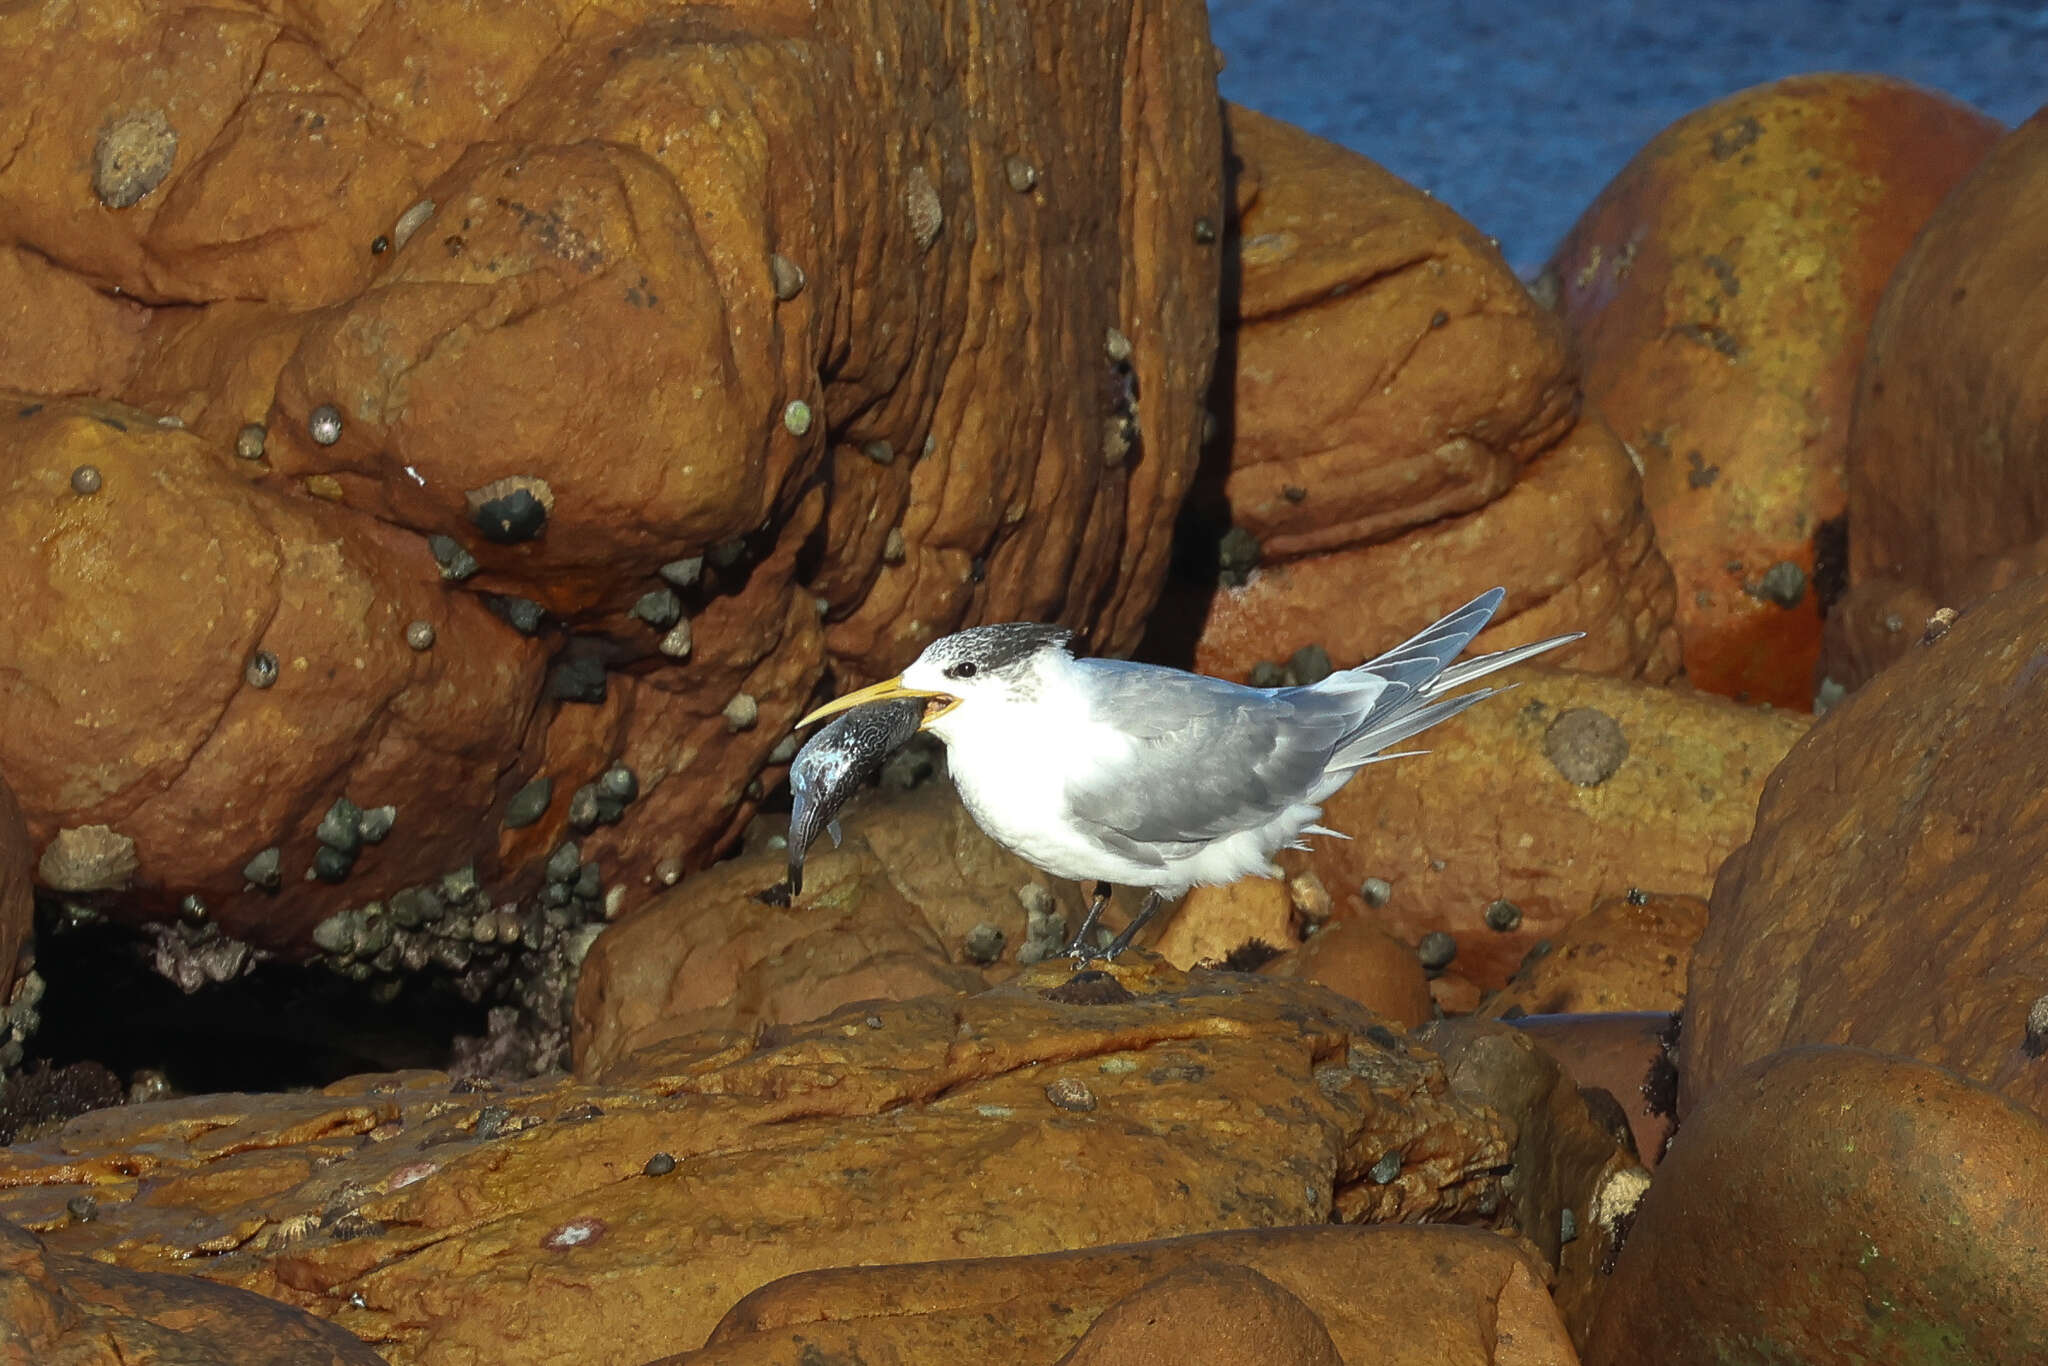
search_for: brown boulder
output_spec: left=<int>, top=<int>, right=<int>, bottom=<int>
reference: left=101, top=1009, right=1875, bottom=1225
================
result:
left=0, top=1217, right=384, bottom=1365
left=1215, top=105, right=1576, bottom=562
left=0, top=963, right=1516, bottom=1365
left=0, top=398, right=549, bottom=951
left=0, top=0, right=1227, bottom=945
left=0, top=246, right=150, bottom=395
left=1508, top=1013, right=1678, bottom=1170
left=1175, top=106, right=1678, bottom=685
left=573, top=782, right=1078, bottom=1075
left=1481, top=893, right=1706, bottom=1019
left=1191, top=413, right=1679, bottom=685
left=1270, top=916, right=1434, bottom=1031
left=1055, top=1263, right=1342, bottom=1366
left=1546, top=75, right=2001, bottom=708
left=0, top=774, right=29, bottom=1006
left=677, top=1226, right=1578, bottom=1366
left=1278, top=666, right=1806, bottom=990
left=1586, top=1047, right=2048, bottom=1366
left=1830, top=108, right=2048, bottom=689
left=1684, top=573, right=2048, bottom=1119
left=1420, top=1019, right=1648, bottom=1346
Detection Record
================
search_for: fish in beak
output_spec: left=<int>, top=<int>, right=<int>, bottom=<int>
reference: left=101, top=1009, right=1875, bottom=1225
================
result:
left=797, top=676, right=956, bottom=730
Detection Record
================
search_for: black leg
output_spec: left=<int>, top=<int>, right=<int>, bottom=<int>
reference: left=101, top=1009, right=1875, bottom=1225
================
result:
left=1062, top=882, right=1115, bottom=959
left=1101, top=889, right=1167, bottom=960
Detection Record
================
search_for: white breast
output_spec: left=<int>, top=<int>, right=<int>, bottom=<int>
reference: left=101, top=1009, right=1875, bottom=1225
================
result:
left=927, top=669, right=1166, bottom=886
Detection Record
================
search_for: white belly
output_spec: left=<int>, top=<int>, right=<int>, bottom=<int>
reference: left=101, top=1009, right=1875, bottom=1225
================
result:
left=936, top=699, right=1350, bottom=894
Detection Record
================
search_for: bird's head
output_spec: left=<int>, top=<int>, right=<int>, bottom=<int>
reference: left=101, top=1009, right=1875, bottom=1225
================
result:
left=797, top=623, right=1076, bottom=738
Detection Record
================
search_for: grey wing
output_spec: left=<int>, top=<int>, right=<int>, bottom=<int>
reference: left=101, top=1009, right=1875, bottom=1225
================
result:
left=1062, top=661, right=1366, bottom=845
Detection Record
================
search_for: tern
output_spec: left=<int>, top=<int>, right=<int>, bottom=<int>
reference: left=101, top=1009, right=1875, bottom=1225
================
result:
left=797, top=588, right=1579, bottom=960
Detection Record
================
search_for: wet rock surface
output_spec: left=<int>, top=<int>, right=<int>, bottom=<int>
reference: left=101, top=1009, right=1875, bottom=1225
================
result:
left=1280, top=666, right=1804, bottom=990
left=0, top=962, right=1518, bottom=1365
left=1684, top=573, right=2048, bottom=1118
left=673, top=1225, right=1579, bottom=1366
left=1587, top=1047, right=2048, bottom=1366
left=1547, top=75, right=2001, bottom=708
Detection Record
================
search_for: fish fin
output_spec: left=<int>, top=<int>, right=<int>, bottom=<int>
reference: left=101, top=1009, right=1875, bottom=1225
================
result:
left=827, top=819, right=843, bottom=848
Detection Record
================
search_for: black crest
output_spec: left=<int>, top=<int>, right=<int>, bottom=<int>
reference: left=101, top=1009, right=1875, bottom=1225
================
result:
left=926, top=622, right=1077, bottom=675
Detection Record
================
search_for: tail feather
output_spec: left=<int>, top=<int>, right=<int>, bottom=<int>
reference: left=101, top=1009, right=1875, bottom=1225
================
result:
left=1313, top=587, right=1582, bottom=770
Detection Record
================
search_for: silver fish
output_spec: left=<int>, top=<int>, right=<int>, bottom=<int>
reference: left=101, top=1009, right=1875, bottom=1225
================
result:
left=781, top=697, right=925, bottom=896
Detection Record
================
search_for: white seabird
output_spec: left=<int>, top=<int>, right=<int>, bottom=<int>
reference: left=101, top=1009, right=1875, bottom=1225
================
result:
left=797, top=587, right=1579, bottom=960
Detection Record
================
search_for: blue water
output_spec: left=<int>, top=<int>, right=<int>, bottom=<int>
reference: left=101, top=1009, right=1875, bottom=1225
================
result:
left=1208, top=0, right=2048, bottom=271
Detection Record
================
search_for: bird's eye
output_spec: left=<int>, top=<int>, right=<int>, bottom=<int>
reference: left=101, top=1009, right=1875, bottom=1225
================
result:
left=945, top=661, right=978, bottom=680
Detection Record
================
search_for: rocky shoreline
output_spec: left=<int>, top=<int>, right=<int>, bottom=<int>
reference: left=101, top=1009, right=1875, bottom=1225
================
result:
left=2, top=4, right=2046, bottom=1363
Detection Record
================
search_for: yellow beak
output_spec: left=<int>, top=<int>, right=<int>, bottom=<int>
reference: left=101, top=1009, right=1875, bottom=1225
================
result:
left=797, top=676, right=957, bottom=730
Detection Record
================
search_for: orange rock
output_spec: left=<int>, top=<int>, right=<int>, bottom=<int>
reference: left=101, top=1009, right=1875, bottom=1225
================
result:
left=1508, top=1012, right=1678, bottom=1170
left=1420, top=1018, right=1649, bottom=1347
left=0, top=398, right=550, bottom=950
left=0, top=246, right=150, bottom=395
left=0, top=775, right=28, bottom=1008
left=1055, top=1263, right=1343, bottom=1366
left=0, top=1217, right=386, bottom=1365
left=1215, top=105, right=1577, bottom=563
left=0, top=7, right=440, bottom=307
left=1271, top=916, right=1433, bottom=1030
left=1547, top=75, right=2001, bottom=708
left=1683, top=573, right=2048, bottom=1120
left=0, top=965, right=1517, bottom=1365
left=1153, top=875, right=1298, bottom=969
left=1481, top=894, right=1706, bottom=1018
left=1832, top=110, right=2048, bottom=689
left=1278, top=665, right=1805, bottom=991
left=573, top=782, right=1078, bottom=1074
left=1189, top=412, right=1680, bottom=684
left=1162, top=104, right=1678, bottom=687
left=1586, top=1047, right=2048, bottom=1366
left=0, top=0, right=1228, bottom=947
left=678, top=1226, right=1577, bottom=1366
left=1847, top=109, right=2048, bottom=589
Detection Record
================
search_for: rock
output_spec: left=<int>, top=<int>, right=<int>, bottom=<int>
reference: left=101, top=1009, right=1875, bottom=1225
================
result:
left=1585, top=1047, right=2048, bottom=1366
left=1169, top=106, right=1680, bottom=685
left=1508, top=1012, right=1678, bottom=1170
left=1830, top=109, right=2048, bottom=691
left=1683, top=573, right=2048, bottom=1119
left=675, top=1225, right=1578, bottom=1366
left=572, top=783, right=1050, bottom=1074
left=1212, top=105, right=1576, bottom=562
left=1546, top=75, right=2001, bottom=708
left=0, top=398, right=549, bottom=950
left=0, top=965, right=1518, bottom=1365
left=1419, top=1017, right=1649, bottom=1345
left=0, top=1217, right=384, bottom=1365
left=0, top=0, right=1226, bottom=943
left=1481, top=893, right=1706, bottom=1018
left=1190, top=410, right=1682, bottom=684
left=0, top=776, right=33, bottom=999
left=1278, top=665, right=1805, bottom=990
left=1152, top=874, right=1298, bottom=970
left=0, top=246, right=150, bottom=395
left=257, top=2, right=1216, bottom=666
left=1053, top=1263, right=1342, bottom=1366
left=1267, top=917, right=1433, bottom=1030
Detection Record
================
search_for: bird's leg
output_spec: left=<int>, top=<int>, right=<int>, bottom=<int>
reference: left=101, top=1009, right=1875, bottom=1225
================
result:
left=1100, top=890, right=1167, bottom=961
left=1063, top=882, right=1115, bottom=959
